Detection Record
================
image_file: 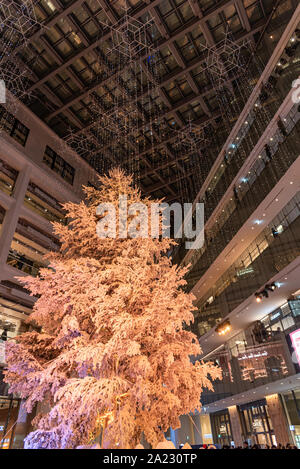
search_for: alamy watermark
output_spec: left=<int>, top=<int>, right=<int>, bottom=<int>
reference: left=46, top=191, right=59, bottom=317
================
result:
left=96, top=195, right=204, bottom=250
left=0, top=80, right=6, bottom=104
left=292, top=78, right=300, bottom=103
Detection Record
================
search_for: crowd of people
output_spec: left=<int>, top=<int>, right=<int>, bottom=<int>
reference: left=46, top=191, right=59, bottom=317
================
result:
left=221, top=441, right=298, bottom=449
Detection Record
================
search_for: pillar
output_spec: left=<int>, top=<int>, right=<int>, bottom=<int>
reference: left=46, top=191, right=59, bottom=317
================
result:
left=266, top=394, right=291, bottom=446
left=200, top=414, right=213, bottom=445
left=228, top=405, right=243, bottom=447
left=0, top=165, right=31, bottom=273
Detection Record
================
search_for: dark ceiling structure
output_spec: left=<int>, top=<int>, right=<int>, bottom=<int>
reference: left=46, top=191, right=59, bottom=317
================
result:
left=1, top=0, right=297, bottom=202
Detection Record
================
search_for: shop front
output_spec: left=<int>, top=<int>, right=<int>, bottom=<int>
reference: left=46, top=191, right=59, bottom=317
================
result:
left=0, top=397, right=21, bottom=449
left=0, top=296, right=33, bottom=449
left=210, top=409, right=233, bottom=447
left=281, top=388, right=300, bottom=448
left=239, top=399, right=276, bottom=447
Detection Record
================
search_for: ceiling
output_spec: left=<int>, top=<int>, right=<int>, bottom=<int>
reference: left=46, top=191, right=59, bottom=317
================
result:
left=0, top=0, right=297, bottom=202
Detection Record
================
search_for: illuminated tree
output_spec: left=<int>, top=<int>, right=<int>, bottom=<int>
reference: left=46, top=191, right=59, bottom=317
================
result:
left=4, top=169, right=221, bottom=449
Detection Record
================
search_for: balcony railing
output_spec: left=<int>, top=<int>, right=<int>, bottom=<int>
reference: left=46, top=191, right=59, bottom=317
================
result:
left=187, top=113, right=300, bottom=289
left=174, top=31, right=300, bottom=266
left=6, top=250, right=44, bottom=277
left=196, top=205, right=300, bottom=333
left=201, top=327, right=297, bottom=405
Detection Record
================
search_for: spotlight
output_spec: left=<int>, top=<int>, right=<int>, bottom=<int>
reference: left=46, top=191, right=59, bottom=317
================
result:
left=255, top=283, right=277, bottom=303
left=262, top=289, right=269, bottom=298
left=255, top=293, right=263, bottom=303
left=215, top=320, right=231, bottom=336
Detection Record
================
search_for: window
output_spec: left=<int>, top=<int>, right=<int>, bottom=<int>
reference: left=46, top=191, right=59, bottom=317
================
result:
left=43, top=146, right=75, bottom=184
left=0, top=106, right=29, bottom=146
left=11, top=120, right=29, bottom=146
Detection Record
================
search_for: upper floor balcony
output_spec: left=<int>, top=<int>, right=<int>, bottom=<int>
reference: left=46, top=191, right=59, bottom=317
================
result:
left=201, top=301, right=300, bottom=405
left=195, top=190, right=300, bottom=336
left=0, top=158, right=18, bottom=197
left=186, top=107, right=300, bottom=290
left=173, top=20, right=300, bottom=267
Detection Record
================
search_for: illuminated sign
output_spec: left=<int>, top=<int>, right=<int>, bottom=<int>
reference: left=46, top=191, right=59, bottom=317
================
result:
left=238, top=351, right=268, bottom=360
left=219, top=424, right=227, bottom=434
left=252, top=418, right=263, bottom=429
left=290, top=328, right=300, bottom=366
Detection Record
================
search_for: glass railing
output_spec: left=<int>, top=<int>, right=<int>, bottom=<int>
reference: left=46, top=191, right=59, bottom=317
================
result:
left=174, top=30, right=300, bottom=266
left=0, top=159, right=18, bottom=196
left=200, top=322, right=298, bottom=405
left=195, top=195, right=300, bottom=334
left=186, top=111, right=300, bottom=288
left=201, top=55, right=300, bottom=220
left=6, top=250, right=44, bottom=277
left=24, top=192, right=66, bottom=225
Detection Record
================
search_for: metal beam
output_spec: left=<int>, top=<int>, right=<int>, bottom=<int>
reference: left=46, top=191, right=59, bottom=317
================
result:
left=27, top=0, right=237, bottom=93
left=43, top=23, right=263, bottom=122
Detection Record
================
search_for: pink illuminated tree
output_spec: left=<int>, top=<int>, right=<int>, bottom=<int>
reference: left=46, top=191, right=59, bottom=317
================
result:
left=4, top=169, right=221, bottom=449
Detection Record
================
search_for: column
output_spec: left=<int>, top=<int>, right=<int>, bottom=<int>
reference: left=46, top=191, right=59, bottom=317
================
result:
left=199, top=414, right=213, bottom=445
left=173, top=414, right=195, bottom=447
left=0, top=165, right=31, bottom=276
left=228, top=405, right=243, bottom=447
left=266, top=394, right=291, bottom=446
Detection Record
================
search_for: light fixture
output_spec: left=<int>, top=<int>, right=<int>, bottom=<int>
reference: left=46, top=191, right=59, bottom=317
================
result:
left=215, top=320, right=231, bottom=336
left=255, top=293, right=263, bottom=303
left=255, top=283, right=277, bottom=303
left=262, top=289, right=269, bottom=298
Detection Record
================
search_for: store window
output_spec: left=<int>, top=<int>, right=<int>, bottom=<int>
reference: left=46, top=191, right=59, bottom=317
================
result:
left=0, top=297, right=32, bottom=448
left=289, top=299, right=300, bottom=318
left=211, top=410, right=233, bottom=447
left=282, top=389, right=300, bottom=448
left=239, top=399, right=276, bottom=447
left=0, top=397, right=21, bottom=449
left=261, top=302, right=297, bottom=334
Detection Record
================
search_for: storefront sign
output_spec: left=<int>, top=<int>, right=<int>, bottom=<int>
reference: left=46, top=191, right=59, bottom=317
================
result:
left=252, top=418, right=263, bottom=430
left=238, top=351, right=268, bottom=360
left=219, top=424, right=227, bottom=434
left=290, top=329, right=300, bottom=366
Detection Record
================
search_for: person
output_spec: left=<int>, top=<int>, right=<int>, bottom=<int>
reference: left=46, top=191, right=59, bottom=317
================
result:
left=271, top=444, right=277, bottom=449
left=0, top=327, right=8, bottom=341
left=243, top=441, right=249, bottom=449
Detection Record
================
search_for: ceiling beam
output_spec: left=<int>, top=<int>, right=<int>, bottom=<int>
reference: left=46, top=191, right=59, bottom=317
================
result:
left=27, top=0, right=238, bottom=93
left=43, top=23, right=263, bottom=123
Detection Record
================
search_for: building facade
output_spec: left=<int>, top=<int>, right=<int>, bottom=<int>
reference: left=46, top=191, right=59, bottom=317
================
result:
left=174, top=5, right=300, bottom=449
left=0, top=97, right=99, bottom=449
left=0, top=0, right=299, bottom=451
